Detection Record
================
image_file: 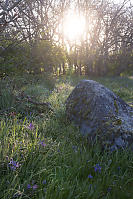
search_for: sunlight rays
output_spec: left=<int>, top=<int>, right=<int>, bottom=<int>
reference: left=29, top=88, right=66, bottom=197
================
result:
left=63, top=13, right=86, bottom=41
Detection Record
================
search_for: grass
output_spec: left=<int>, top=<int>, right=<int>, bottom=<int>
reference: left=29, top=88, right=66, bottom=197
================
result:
left=0, top=74, right=133, bottom=199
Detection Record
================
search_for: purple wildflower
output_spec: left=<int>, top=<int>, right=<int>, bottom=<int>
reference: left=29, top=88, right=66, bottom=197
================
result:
left=32, top=184, right=38, bottom=190
left=42, top=180, right=47, bottom=184
left=6, top=156, right=9, bottom=161
left=9, top=159, right=20, bottom=171
left=44, top=188, right=47, bottom=193
left=27, top=123, right=34, bottom=130
left=94, top=164, right=101, bottom=173
left=39, top=140, right=46, bottom=147
left=117, top=166, right=121, bottom=170
left=27, top=181, right=38, bottom=191
left=72, top=145, right=78, bottom=153
left=27, top=184, right=31, bottom=189
left=107, top=187, right=112, bottom=192
left=88, top=174, right=93, bottom=179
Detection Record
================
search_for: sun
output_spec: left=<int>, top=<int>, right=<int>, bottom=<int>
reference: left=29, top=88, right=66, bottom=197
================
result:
left=63, top=13, right=85, bottom=41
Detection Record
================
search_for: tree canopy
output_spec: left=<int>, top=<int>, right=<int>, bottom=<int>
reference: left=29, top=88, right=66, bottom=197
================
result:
left=0, top=0, right=133, bottom=76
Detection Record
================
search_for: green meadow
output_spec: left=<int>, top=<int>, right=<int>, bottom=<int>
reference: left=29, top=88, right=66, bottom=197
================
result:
left=0, top=75, right=133, bottom=199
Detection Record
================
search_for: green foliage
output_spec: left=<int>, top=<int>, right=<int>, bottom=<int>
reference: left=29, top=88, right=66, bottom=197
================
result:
left=0, top=75, right=133, bottom=198
left=95, top=77, right=133, bottom=103
left=0, top=80, right=15, bottom=110
left=27, top=40, right=67, bottom=74
left=0, top=40, right=67, bottom=76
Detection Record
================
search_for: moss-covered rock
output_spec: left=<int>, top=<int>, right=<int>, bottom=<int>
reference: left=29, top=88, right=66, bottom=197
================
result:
left=66, top=80, right=133, bottom=150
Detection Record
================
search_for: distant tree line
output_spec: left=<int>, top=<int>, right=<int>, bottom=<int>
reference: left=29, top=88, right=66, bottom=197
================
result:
left=0, top=0, right=133, bottom=77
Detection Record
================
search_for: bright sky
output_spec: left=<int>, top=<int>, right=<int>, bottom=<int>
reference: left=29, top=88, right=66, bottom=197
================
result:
left=62, top=0, right=131, bottom=42
left=63, top=13, right=85, bottom=41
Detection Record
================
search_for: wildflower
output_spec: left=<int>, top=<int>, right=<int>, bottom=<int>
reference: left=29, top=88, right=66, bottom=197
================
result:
left=57, top=149, right=61, bottom=153
left=39, top=140, right=46, bottom=147
left=27, top=184, right=31, bottom=189
left=6, top=156, right=9, bottom=161
left=32, top=184, right=38, bottom=190
left=27, top=182, right=38, bottom=190
left=88, top=174, right=93, bottom=179
left=72, top=145, right=78, bottom=153
left=9, top=158, right=20, bottom=171
left=107, top=187, right=112, bottom=192
left=27, top=123, right=34, bottom=130
left=42, top=180, right=47, bottom=184
left=94, top=164, right=101, bottom=173
left=44, top=188, right=47, bottom=193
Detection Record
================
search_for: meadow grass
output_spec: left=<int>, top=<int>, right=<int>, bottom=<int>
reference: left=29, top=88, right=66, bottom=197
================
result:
left=0, top=75, right=133, bottom=199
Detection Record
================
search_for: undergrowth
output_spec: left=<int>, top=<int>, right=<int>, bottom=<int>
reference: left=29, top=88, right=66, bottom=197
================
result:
left=0, top=74, right=133, bottom=199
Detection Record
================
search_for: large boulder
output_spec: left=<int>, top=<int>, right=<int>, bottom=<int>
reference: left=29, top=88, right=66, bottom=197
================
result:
left=66, top=80, right=133, bottom=151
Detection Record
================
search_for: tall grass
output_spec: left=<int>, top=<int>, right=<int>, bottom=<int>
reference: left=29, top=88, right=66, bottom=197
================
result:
left=0, top=75, right=133, bottom=199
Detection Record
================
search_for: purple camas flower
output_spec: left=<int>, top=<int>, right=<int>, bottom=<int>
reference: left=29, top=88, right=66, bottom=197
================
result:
left=9, top=159, right=20, bottom=171
left=27, top=182, right=38, bottom=190
left=6, top=156, right=9, bottom=160
left=39, top=140, right=46, bottom=147
left=88, top=174, right=93, bottom=179
left=42, top=180, right=47, bottom=184
left=107, top=187, right=112, bottom=192
left=94, top=164, right=101, bottom=173
left=27, top=123, right=34, bottom=130
left=27, top=184, right=31, bottom=189
left=72, top=145, right=78, bottom=153
left=117, top=166, right=121, bottom=171
left=44, top=188, right=47, bottom=193
left=32, top=184, right=38, bottom=190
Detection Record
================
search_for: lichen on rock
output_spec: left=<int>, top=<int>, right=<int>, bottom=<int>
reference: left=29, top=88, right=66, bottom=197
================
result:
left=65, top=80, right=133, bottom=150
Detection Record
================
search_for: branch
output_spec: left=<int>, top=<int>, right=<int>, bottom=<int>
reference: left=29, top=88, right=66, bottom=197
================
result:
left=0, top=0, right=23, bottom=16
left=16, top=92, right=53, bottom=112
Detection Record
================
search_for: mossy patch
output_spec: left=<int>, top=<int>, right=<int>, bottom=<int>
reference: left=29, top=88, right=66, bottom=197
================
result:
left=114, top=99, right=119, bottom=114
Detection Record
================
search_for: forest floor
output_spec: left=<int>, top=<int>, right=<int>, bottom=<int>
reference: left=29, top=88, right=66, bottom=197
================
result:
left=0, top=74, right=133, bottom=199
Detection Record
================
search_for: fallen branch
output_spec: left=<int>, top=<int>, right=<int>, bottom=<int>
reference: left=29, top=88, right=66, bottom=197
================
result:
left=26, top=96, right=53, bottom=111
left=16, top=92, right=53, bottom=112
